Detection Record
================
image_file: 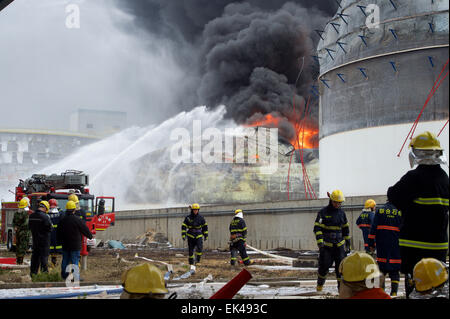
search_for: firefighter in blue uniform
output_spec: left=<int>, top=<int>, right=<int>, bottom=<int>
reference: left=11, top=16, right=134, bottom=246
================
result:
left=181, top=203, right=208, bottom=265
left=368, top=201, right=402, bottom=296
left=387, top=131, right=449, bottom=298
left=314, top=190, right=351, bottom=291
left=356, top=199, right=376, bottom=253
left=48, top=199, right=63, bottom=267
left=229, top=209, right=251, bottom=266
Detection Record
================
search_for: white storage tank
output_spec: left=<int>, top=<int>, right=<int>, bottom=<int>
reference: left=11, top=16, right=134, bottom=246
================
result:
left=317, top=0, right=449, bottom=197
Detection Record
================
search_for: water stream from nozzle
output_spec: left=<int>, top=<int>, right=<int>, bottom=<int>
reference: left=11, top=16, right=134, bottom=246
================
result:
left=40, top=106, right=235, bottom=209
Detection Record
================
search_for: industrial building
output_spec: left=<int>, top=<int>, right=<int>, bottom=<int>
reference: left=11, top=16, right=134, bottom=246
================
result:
left=69, top=109, right=127, bottom=137
left=0, top=129, right=98, bottom=199
left=1, top=109, right=127, bottom=199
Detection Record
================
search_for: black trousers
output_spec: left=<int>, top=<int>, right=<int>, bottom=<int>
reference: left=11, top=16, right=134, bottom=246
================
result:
left=230, top=240, right=250, bottom=265
left=188, top=237, right=203, bottom=265
left=30, top=249, right=49, bottom=276
left=400, top=246, right=447, bottom=298
left=317, top=245, right=346, bottom=286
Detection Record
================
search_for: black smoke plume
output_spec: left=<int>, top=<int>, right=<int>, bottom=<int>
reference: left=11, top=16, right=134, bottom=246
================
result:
left=114, top=0, right=337, bottom=144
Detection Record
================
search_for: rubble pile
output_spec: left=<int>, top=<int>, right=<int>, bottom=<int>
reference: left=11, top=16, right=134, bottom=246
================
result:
left=109, top=230, right=172, bottom=250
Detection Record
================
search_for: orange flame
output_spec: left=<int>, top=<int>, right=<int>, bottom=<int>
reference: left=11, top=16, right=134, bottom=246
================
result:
left=245, top=113, right=318, bottom=149
left=245, top=113, right=281, bottom=128
left=293, top=128, right=319, bottom=149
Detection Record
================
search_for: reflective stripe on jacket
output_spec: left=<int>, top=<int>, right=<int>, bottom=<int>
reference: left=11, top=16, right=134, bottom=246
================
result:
left=314, top=202, right=350, bottom=247
left=230, top=217, right=247, bottom=242
left=387, top=164, right=449, bottom=250
left=356, top=209, right=374, bottom=248
left=368, top=202, right=402, bottom=269
left=181, top=213, right=208, bottom=239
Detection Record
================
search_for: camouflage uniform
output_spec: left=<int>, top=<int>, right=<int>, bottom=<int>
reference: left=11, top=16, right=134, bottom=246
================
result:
left=12, top=208, right=31, bottom=264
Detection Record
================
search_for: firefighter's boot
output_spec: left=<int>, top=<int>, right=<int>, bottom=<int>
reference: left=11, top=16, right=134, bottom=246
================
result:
left=391, top=281, right=399, bottom=297
left=405, top=274, right=414, bottom=299
left=243, top=259, right=252, bottom=266
left=16, top=256, right=23, bottom=265
left=317, top=275, right=326, bottom=292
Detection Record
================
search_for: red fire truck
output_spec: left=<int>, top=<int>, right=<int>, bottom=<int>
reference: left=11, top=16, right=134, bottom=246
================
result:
left=1, top=170, right=115, bottom=255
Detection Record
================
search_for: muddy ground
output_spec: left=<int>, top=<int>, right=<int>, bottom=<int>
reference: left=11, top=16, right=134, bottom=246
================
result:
left=0, top=246, right=318, bottom=286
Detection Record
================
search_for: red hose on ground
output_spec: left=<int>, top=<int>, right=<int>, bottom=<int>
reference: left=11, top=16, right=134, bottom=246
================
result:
left=209, top=269, right=252, bottom=299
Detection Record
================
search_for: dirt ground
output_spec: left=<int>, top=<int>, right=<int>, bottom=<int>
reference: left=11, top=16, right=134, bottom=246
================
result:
left=0, top=246, right=318, bottom=285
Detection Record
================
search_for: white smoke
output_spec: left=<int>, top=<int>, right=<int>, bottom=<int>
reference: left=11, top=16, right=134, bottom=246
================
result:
left=0, top=0, right=185, bottom=130
left=40, top=106, right=238, bottom=209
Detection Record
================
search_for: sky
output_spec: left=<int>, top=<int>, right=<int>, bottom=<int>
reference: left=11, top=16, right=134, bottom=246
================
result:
left=0, top=0, right=336, bottom=132
left=0, top=0, right=186, bottom=131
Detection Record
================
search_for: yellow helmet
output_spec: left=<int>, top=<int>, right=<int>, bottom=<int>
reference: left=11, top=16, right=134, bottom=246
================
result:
left=66, top=200, right=77, bottom=211
left=39, top=201, right=50, bottom=213
left=68, top=194, right=79, bottom=203
left=364, top=199, right=376, bottom=209
left=18, top=198, right=29, bottom=209
left=339, top=251, right=381, bottom=282
left=235, top=209, right=243, bottom=214
left=330, top=189, right=345, bottom=203
left=409, top=131, right=443, bottom=151
left=190, top=203, right=200, bottom=210
left=121, top=263, right=168, bottom=295
left=413, top=258, right=448, bottom=292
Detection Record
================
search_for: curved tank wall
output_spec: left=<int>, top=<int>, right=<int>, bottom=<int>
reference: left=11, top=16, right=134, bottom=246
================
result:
left=317, top=0, right=449, bottom=197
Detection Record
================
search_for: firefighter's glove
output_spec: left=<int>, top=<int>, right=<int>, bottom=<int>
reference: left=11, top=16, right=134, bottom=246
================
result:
left=182, top=236, right=186, bottom=241
left=345, top=240, right=351, bottom=254
left=317, top=242, right=324, bottom=250
left=204, top=236, right=208, bottom=241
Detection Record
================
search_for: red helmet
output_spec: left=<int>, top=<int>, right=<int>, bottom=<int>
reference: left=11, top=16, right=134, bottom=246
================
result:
left=49, top=199, right=58, bottom=208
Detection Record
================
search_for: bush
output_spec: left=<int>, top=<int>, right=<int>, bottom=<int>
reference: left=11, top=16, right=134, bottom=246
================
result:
left=31, top=270, right=62, bottom=282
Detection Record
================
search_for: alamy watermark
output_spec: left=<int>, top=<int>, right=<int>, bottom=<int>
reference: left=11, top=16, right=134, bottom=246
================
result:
left=365, top=264, right=381, bottom=288
left=65, top=264, right=80, bottom=287
left=365, top=4, right=380, bottom=29
left=169, top=121, right=279, bottom=174
left=65, top=3, right=80, bottom=29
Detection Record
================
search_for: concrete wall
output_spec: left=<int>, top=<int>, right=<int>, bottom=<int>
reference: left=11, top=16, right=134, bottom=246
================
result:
left=95, top=195, right=388, bottom=251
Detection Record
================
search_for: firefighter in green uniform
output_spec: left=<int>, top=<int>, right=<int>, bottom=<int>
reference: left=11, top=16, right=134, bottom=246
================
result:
left=12, top=198, right=31, bottom=265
